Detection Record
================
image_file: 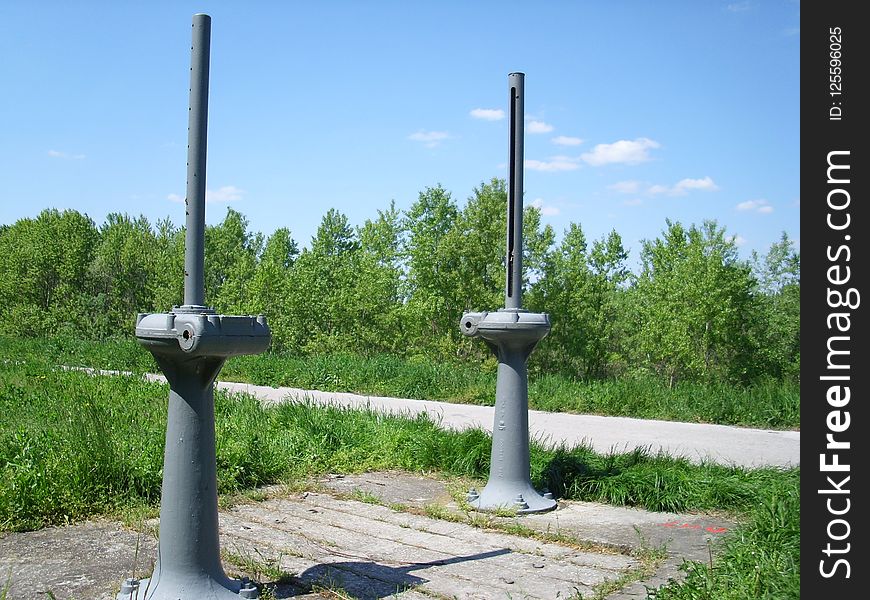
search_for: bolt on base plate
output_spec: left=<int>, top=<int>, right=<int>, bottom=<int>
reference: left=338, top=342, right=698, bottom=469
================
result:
left=467, top=484, right=557, bottom=515
left=117, top=576, right=259, bottom=600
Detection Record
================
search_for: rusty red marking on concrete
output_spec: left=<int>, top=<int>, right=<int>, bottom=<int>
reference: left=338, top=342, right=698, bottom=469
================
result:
left=659, top=521, right=728, bottom=533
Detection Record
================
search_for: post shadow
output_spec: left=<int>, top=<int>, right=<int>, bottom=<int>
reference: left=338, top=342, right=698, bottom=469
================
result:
left=267, top=548, right=512, bottom=599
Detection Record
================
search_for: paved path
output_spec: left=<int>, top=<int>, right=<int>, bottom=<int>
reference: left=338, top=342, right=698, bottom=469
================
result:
left=75, top=369, right=799, bottom=468
left=212, top=380, right=800, bottom=468
left=0, top=472, right=735, bottom=600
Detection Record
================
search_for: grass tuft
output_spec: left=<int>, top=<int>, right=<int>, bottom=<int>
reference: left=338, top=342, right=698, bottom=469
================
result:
left=650, top=475, right=799, bottom=598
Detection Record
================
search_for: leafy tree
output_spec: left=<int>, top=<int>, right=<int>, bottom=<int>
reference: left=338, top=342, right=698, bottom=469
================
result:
left=149, top=218, right=186, bottom=311
left=0, top=192, right=800, bottom=387
left=89, top=213, right=158, bottom=335
left=356, top=202, right=405, bottom=352
left=281, top=209, right=374, bottom=354
left=450, top=179, right=509, bottom=314
left=0, top=209, right=98, bottom=335
left=628, top=220, right=757, bottom=385
left=522, top=203, right=556, bottom=291
left=249, top=227, right=299, bottom=350
left=450, top=178, right=554, bottom=314
left=528, top=225, right=627, bottom=379
left=402, top=185, right=461, bottom=351
left=204, top=208, right=262, bottom=313
left=751, top=233, right=800, bottom=380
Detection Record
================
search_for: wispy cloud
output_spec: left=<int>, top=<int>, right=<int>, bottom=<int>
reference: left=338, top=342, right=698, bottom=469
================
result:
left=581, top=138, right=660, bottom=166
left=525, top=156, right=582, bottom=172
left=207, top=186, right=245, bottom=203
left=726, top=1, right=752, bottom=12
left=527, top=120, right=554, bottom=134
left=622, top=198, right=644, bottom=207
left=670, top=176, right=719, bottom=195
left=611, top=176, right=718, bottom=196
left=167, top=185, right=246, bottom=204
left=470, top=108, right=505, bottom=121
left=408, top=130, right=450, bottom=148
left=736, top=199, right=773, bottom=213
left=530, top=197, right=560, bottom=216
left=608, top=180, right=643, bottom=194
left=729, top=234, right=747, bottom=247
left=551, top=135, right=583, bottom=146
left=48, top=149, right=85, bottom=160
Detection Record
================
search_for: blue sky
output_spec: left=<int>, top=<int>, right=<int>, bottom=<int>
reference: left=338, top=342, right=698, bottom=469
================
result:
left=0, top=1, right=799, bottom=265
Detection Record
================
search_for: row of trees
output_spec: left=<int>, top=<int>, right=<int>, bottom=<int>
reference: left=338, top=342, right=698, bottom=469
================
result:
left=0, top=178, right=799, bottom=385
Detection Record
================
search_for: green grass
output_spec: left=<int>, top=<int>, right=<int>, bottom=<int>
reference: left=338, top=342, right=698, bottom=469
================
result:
left=0, top=356, right=799, bottom=598
left=650, top=476, right=799, bottom=599
left=0, top=334, right=156, bottom=374
left=0, top=356, right=795, bottom=526
left=0, top=335, right=799, bottom=429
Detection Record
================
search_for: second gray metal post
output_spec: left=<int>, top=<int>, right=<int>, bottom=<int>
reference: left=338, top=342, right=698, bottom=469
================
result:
left=460, top=72, right=555, bottom=514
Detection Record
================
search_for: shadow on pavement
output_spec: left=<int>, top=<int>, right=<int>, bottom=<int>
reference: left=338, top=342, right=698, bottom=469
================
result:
left=269, top=548, right=512, bottom=599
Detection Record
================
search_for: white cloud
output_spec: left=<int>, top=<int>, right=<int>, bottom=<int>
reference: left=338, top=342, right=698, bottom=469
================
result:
left=527, top=120, right=554, bottom=134
left=48, top=149, right=85, bottom=160
left=525, top=156, right=582, bottom=172
left=622, top=198, right=644, bottom=207
left=167, top=185, right=246, bottom=204
left=530, top=197, right=560, bottom=216
left=551, top=135, right=583, bottom=146
left=727, top=1, right=752, bottom=12
left=608, top=180, right=642, bottom=194
left=470, top=108, right=505, bottom=121
left=647, top=184, right=670, bottom=195
left=207, top=185, right=245, bottom=203
left=636, top=176, right=719, bottom=196
left=672, top=176, right=719, bottom=195
left=581, top=138, right=660, bottom=166
left=408, top=130, right=450, bottom=148
left=736, top=199, right=773, bottom=213
left=730, top=234, right=747, bottom=247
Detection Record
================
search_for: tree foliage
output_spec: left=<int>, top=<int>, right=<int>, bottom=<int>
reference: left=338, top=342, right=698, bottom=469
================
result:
left=0, top=183, right=799, bottom=386
left=628, top=220, right=758, bottom=384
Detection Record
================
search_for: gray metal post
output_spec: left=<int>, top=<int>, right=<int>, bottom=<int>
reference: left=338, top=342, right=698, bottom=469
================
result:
left=184, top=13, right=210, bottom=309
left=505, top=72, right=524, bottom=310
left=459, top=72, right=555, bottom=514
left=117, top=14, right=269, bottom=600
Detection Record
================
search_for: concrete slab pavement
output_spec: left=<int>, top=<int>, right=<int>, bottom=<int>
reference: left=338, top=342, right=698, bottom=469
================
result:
left=0, top=472, right=735, bottom=600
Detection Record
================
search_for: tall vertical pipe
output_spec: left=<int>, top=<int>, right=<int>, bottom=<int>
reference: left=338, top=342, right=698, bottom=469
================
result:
left=183, top=14, right=211, bottom=308
left=460, top=71, right=554, bottom=514
left=124, top=14, right=270, bottom=598
left=505, top=72, right=524, bottom=309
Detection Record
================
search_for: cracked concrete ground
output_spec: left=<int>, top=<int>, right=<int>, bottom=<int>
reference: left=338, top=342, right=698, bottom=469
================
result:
left=0, top=472, right=733, bottom=600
